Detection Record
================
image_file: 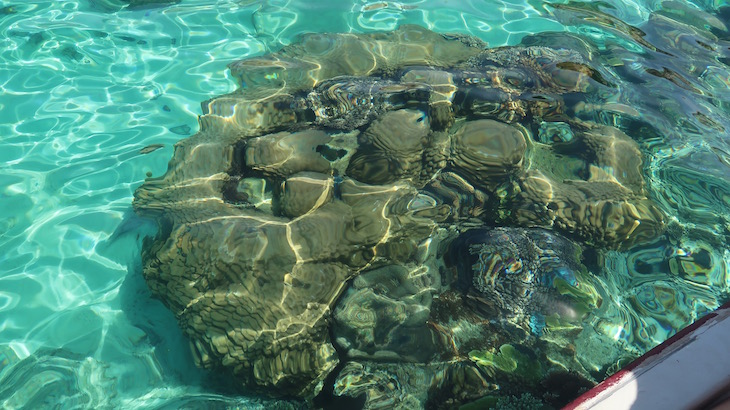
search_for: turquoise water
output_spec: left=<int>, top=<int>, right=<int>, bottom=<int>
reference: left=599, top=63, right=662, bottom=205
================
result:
left=2, top=0, right=730, bottom=408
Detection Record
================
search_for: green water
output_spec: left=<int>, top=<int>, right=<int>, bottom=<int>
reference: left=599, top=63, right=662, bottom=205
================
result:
left=1, top=0, right=730, bottom=408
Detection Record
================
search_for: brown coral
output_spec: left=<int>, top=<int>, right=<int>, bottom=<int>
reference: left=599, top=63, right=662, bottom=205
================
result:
left=133, top=25, right=667, bottom=404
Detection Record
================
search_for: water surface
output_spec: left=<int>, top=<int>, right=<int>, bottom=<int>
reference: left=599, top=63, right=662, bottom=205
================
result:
left=1, top=0, right=730, bottom=408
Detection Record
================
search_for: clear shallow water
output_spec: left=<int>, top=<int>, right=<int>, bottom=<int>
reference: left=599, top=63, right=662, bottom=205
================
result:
left=1, top=0, right=730, bottom=408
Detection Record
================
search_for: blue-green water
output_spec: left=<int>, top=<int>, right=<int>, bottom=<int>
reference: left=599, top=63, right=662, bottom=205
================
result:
left=2, top=0, right=730, bottom=408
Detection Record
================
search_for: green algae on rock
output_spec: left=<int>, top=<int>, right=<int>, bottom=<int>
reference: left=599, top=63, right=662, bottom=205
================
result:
left=134, top=25, right=667, bottom=406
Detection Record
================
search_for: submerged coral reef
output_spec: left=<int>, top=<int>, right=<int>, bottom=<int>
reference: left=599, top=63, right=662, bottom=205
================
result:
left=134, top=25, right=671, bottom=407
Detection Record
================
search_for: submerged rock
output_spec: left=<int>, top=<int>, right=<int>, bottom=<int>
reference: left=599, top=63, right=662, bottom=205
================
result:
left=134, top=25, right=668, bottom=405
left=332, top=265, right=440, bottom=362
left=449, top=119, right=527, bottom=190
left=332, top=361, right=491, bottom=409
left=510, top=121, right=666, bottom=249
left=138, top=179, right=437, bottom=398
left=278, top=172, right=334, bottom=218
left=346, top=109, right=431, bottom=185
left=244, top=129, right=333, bottom=178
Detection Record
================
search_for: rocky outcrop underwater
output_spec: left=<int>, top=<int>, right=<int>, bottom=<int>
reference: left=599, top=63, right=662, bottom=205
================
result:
left=133, top=18, right=730, bottom=408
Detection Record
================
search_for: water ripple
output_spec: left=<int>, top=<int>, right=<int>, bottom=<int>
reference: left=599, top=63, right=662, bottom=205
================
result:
left=2, top=0, right=730, bottom=407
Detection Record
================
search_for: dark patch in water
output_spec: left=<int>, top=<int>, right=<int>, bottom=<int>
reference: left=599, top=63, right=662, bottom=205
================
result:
left=316, top=144, right=347, bottom=161
left=139, top=144, right=164, bottom=154
left=169, top=124, right=191, bottom=135
left=0, top=5, right=18, bottom=16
